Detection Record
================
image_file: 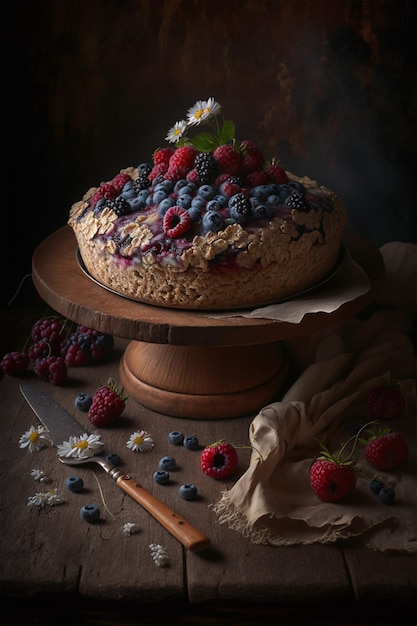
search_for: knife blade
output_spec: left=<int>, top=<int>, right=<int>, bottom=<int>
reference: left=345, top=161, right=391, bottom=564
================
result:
left=20, top=385, right=210, bottom=552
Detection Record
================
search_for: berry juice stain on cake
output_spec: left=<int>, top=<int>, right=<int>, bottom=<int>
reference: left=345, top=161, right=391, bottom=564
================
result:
left=69, top=98, right=346, bottom=309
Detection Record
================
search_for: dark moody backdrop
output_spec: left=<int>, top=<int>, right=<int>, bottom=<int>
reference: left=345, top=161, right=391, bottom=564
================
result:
left=1, top=0, right=416, bottom=307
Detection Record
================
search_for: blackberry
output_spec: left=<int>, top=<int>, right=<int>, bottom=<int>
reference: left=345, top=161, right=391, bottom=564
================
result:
left=194, top=152, right=217, bottom=184
left=106, top=196, right=131, bottom=217
left=227, top=175, right=243, bottom=186
left=229, top=193, right=252, bottom=224
left=133, top=174, right=151, bottom=193
left=284, top=191, right=310, bottom=212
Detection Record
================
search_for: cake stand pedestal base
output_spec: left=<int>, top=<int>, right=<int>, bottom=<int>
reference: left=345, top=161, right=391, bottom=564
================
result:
left=119, top=340, right=289, bottom=419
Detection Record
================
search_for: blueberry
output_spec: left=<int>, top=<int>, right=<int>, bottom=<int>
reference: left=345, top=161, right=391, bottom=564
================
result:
left=214, top=194, right=228, bottom=208
left=378, top=486, right=396, bottom=505
left=167, top=431, right=184, bottom=446
left=251, top=204, right=271, bottom=220
left=187, top=206, right=203, bottom=222
left=66, top=476, right=84, bottom=493
left=177, top=184, right=195, bottom=197
left=183, top=435, right=199, bottom=451
left=75, top=393, right=92, bottom=412
left=198, top=185, right=216, bottom=200
left=174, top=179, right=188, bottom=192
left=370, top=478, right=385, bottom=495
left=106, top=453, right=121, bottom=466
left=158, top=197, right=175, bottom=217
left=267, top=194, right=280, bottom=206
left=202, top=210, right=224, bottom=233
left=179, top=484, right=198, bottom=501
left=153, top=470, right=170, bottom=485
left=138, top=162, right=152, bottom=175
left=128, top=196, right=146, bottom=211
left=159, top=456, right=176, bottom=471
left=176, top=194, right=193, bottom=209
left=80, top=504, right=100, bottom=523
left=152, top=189, right=168, bottom=205
left=121, top=187, right=137, bottom=200
left=252, top=185, right=270, bottom=199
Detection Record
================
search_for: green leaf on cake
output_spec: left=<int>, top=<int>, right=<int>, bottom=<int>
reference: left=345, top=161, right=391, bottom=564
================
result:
left=190, top=133, right=219, bottom=152
left=219, top=120, right=235, bottom=144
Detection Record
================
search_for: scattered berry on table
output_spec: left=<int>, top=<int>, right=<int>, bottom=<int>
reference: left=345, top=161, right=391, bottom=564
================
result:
left=158, top=456, right=176, bottom=471
left=309, top=458, right=356, bottom=503
left=66, top=476, right=84, bottom=493
left=167, top=431, right=184, bottom=446
left=106, top=453, right=121, bottom=466
left=369, top=477, right=385, bottom=495
left=0, top=351, right=29, bottom=376
left=28, top=341, right=52, bottom=362
left=179, top=484, right=198, bottom=501
left=80, top=504, right=100, bottom=523
left=201, top=441, right=238, bottom=480
left=378, top=486, right=396, bottom=505
left=34, top=356, right=67, bottom=385
left=88, top=378, right=127, bottom=427
left=75, top=393, right=92, bottom=412
left=183, top=435, right=199, bottom=451
left=365, top=380, right=405, bottom=421
left=153, top=470, right=170, bottom=485
left=61, top=326, right=114, bottom=366
left=364, top=431, right=408, bottom=472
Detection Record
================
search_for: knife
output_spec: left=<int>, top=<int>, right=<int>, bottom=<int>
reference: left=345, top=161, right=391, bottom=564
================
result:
left=20, top=385, right=210, bottom=552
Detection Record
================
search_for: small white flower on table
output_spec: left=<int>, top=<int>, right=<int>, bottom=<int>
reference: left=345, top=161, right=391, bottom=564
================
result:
left=149, top=543, right=170, bottom=568
left=19, top=425, right=51, bottom=453
left=122, top=522, right=139, bottom=536
left=30, top=469, right=49, bottom=482
left=27, top=488, right=64, bottom=508
left=126, top=430, right=154, bottom=453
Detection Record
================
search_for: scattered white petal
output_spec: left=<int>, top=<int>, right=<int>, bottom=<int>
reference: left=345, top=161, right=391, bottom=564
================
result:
left=30, top=469, right=49, bottom=483
left=19, top=425, right=52, bottom=453
left=57, top=433, right=104, bottom=459
left=27, top=488, right=64, bottom=508
left=126, top=430, right=154, bottom=453
left=187, top=97, right=222, bottom=126
left=149, top=543, right=170, bottom=567
left=165, top=119, right=188, bottom=144
left=122, top=522, right=139, bottom=536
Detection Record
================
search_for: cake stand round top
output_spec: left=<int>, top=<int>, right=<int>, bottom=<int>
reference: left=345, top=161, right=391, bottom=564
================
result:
left=31, top=226, right=383, bottom=347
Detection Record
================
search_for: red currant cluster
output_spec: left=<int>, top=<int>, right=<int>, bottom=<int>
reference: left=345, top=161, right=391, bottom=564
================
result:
left=0, top=316, right=114, bottom=385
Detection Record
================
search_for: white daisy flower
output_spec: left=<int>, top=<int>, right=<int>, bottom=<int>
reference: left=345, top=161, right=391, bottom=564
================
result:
left=30, top=469, right=49, bottom=482
left=122, top=522, right=139, bottom=536
left=57, top=433, right=104, bottom=459
left=19, top=425, right=52, bottom=453
left=149, top=543, right=170, bottom=567
left=165, top=119, right=188, bottom=144
left=187, top=97, right=222, bottom=126
left=126, top=430, right=154, bottom=453
left=46, top=489, right=64, bottom=507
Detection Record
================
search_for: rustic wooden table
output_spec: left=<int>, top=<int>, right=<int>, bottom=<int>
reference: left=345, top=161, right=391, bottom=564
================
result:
left=1, top=264, right=416, bottom=625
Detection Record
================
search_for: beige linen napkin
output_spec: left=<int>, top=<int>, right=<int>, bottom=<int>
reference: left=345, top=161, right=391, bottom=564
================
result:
left=213, top=242, right=417, bottom=552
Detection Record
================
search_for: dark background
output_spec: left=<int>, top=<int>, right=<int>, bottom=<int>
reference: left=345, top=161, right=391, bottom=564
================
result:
left=1, top=0, right=416, bottom=308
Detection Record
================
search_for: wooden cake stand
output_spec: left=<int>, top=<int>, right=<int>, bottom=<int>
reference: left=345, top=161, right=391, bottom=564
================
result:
left=31, top=227, right=383, bottom=419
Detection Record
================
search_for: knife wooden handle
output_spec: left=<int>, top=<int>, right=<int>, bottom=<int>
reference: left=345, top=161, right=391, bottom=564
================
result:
left=116, top=474, right=210, bottom=551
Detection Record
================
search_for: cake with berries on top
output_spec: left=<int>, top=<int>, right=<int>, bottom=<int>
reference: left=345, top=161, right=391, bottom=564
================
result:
left=69, top=98, right=346, bottom=310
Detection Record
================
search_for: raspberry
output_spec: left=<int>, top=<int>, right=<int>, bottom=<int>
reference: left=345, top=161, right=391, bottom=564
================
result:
left=265, top=163, right=288, bottom=184
left=213, top=144, right=243, bottom=177
left=61, top=327, right=113, bottom=366
left=90, top=182, right=118, bottom=206
left=309, top=459, right=356, bottom=503
left=246, top=171, right=269, bottom=187
left=31, top=317, right=67, bottom=354
left=153, top=147, right=174, bottom=167
left=166, top=146, right=197, bottom=181
left=88, top=378, right=127, bottom=427
left=364, top=431, right=408, bottom=472
left=219, top=179, right=242, bottom=198
left=163, top=206, right=192, bottom=238
left=61, top=335, right=91, bottom=366
left=111, top=173, right=132, bottom=193
left=240, top=140, right=265, bottom=174
left=34, top=356, right=67, bottom=385
left=148, top=163, right=167, bottom=181
left=0, top=351, right=29, bottom=376
left=28, top=341, right=51, bottom=362
left=201, top=441, right=238, bottom=479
